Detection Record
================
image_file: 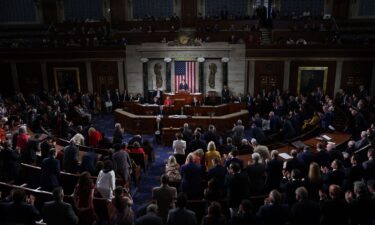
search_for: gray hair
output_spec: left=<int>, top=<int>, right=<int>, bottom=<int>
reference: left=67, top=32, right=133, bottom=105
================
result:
left=295, top=186, right=308, bottom=200
left=147, top=204, right=158, bottom=213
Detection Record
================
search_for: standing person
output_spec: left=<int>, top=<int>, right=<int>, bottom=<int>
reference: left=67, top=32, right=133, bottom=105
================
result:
left=173, top=133, right=186, bottom=156
left=112, top=143, right=132, bottom=185
left=225, top=162, right=250, bottom=217
left=265, top=150, right=283, bottom=192
left=221, top=85, right=230, bottom=103
left=167, top=193, right=198, bottom=225
left=180, top=154, right=203, bottom=199
left=152, top=174, right=177, bottom=222
left=96, top=160, right=116, bottom=201
left=205, top=141, right=221, bottom=171
left=63, top=140, right=79, bottom=173
left=256, top=190, right=290, bottom=225
left=165, top=156, right=181, bottom=182
left=42, top=187, right=78, bottom=225
left=290, top=187, right=320, bottom=225
left=113, top=123, right=124, bottom=145
left=178, top=79, right=189, bottom=92
left=0, top=189, right=40, bottom=225
left=109, top=186, right=134, bottom=225
left=41, top=148, right=60, bottom=191
left=201, top=201, right=226, bottom=225
left=73, top=172, right=96, bottom=225
left=232, top=120, right=245, bottom=146
left=135, top=204, right=164, bottom=225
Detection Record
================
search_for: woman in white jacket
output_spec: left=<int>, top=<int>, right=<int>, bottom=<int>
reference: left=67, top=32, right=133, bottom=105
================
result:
left=96, top=160, right=116, bottom=201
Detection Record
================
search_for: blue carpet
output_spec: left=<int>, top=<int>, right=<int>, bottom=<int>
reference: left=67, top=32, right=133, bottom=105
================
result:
left=92, top=113, right=254, bottom=212
left=92, top=113, right=173, bottom=211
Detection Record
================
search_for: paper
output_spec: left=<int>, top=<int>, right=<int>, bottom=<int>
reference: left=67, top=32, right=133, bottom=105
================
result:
left=279, top=153, right=293, bottom=160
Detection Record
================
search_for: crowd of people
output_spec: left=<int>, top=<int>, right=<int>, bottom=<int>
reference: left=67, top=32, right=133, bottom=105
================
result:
left=0, top=83, right=374, bottom=225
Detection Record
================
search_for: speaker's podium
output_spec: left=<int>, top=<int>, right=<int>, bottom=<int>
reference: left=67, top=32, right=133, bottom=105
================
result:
left=163, top=92, right=203, bottom=107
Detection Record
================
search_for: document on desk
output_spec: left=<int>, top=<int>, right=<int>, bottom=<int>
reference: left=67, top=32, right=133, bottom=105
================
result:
left=321, top=134, right=332, bottom=141
left=279, top=153, right=293, bottom=160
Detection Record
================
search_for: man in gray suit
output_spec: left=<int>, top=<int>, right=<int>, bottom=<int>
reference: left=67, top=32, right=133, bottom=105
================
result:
left=42, top=187, right=78, bottom=225
left=152, top=174, right=177, bottom=222
left=167, top=193, right=197, bottom=225
left=112, top=143, right=132, bottom=184
left=232, top=119, right=245, bottom=145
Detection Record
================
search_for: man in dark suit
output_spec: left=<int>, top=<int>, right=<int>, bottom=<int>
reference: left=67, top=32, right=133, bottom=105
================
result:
left=178, top=80, right=189, bottom=92
left=41, top=148, right=60, bottom=191
left=266, top=150, right=284, bottom=191
left=362, top=148, right=375, bottom=181
left=0, top=140, right=21, bottom=182
left=182, top=123, right=193, bottom=148
left=63, top=140, right=79, bottom=173
left=42, top=187, right=78, bottom=225
left=246, top=153, right=266, bottom=195
left=167, top=193, right=198, bottom=225
left=187, top=132, right=206, bottom=154
left=153, top=88, right=163, bottom=104
left=221, top=85, right=230, bottom=103
left=136, top=204, right=164, bottom=225
left=180, top=154, right=203, bottom=199
left=152, top=174, right=177, bottom=222
left=256, top=189, right=290, bottom=225
left=80, top=147, right=97, bottom=175
left=225, top=162, right=250, bottom=216
left=0, top=188, right=40, bottom=225
left=290, top=187, right=320, bottom=225
left=314, top=143, right=330, bottom=167
left=207, top=157, right=227, bottom=195
left=320, top=184, right=349, bottom=225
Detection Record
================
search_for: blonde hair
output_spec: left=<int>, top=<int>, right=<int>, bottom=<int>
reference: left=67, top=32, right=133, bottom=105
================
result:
left=207, top=141, right=216, bottom=152
left=167, top=155, right=177, bottom=165
left=308, top=162, right=321, bottom=183
left=88, top=127, right=96, bottom=134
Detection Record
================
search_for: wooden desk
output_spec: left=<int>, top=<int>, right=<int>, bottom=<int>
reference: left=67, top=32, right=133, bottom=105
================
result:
left=163, top=92, right=203, bottom=106
left=114, top=109, right=249, bottom=142
left=122, top=102, right=246, bottom=116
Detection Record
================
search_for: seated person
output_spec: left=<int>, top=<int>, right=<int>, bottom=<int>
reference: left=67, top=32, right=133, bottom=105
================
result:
left=179, top=79, right=189, bottom=92
left=164, top=96, right=173, bottom=107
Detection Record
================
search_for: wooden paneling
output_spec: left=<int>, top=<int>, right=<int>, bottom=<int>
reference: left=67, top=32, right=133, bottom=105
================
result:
left=91, top=61, right=118, bottom=94
left=181, top=0, right=197, bottom=27
left=254, top=61, right=284, bottom=95
left=17, top=63, right=43, bottom=94
left=341, top=61, right=373, bottom=93
left=47, top=62, right=87, bottom=93
left=0, top=63, right=14, bottom=96
left=110, top=0, right=127, bottom=24
left=289, top=61, right=337, bottom=96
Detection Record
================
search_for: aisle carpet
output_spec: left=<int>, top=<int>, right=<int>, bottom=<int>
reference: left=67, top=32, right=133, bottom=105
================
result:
left=92, top=113, right=173, bottom=211
left=92, top=113, right=253, bottom=212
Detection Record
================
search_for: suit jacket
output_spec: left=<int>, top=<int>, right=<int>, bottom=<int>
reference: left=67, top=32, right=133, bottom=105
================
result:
left=362, top=159, right=375, bottom=181
left=232, top=124, right=245, bottom=144
left=22, top=138, right=39, bottom=164
left=42, top=200, right=78, bottom=225
left=63, top=144, right=79, bottom=173
left=320, top=198, right=349, bottom=225
left=80, top=151, right=97, bottom=175
left=41, top=156, right=60, bottom=191
left=152, top=185, right=177, bottom=220
left=207, top=164, right=227, bottom=191
left=187, top=139, right=206, bottom=154
left=266, top=158, right=283, bottom=191
left=0, top=202, right=40, bottom=225
left=225, top=172, right=250, bottom=208
left=290, top=200, right=320, bottom=225
left=112, top=150, right=132, bottom=182
left=256, top=203, right=290, bottom=225
left=167, top=208, right=198, bottom=225
left=180, top=162, right=203, bottom=199
left=178, top=83, right=189, bottom=91
left=246, top=163, right=266, bottom=195
left=136, top=212, right=164, bottom=225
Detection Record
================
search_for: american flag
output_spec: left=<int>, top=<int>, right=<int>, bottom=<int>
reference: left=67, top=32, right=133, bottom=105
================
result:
left=174, top=61, right=197, bottom=93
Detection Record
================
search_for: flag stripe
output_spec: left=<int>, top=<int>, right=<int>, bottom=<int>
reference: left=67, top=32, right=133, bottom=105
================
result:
left=174, top=61, right=197, bottom=93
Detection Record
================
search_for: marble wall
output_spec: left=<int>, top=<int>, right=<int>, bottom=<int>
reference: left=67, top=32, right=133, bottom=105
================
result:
left=125, top=43, right=246, bottom=97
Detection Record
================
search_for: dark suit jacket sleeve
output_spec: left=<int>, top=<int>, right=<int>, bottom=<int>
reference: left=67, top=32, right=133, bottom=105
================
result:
left=65, top=203, right=79, bottom=225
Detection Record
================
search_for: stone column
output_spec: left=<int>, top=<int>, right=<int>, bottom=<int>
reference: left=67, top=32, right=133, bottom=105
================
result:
left=11, top=63, right=20, bottom=92
left=283, top=60, right=291, bottom=91
left=117, top=60, right=125, bottom=92
left=222, top=57, right=229, bottom=86
left=41, top=62, right=49, bottom=91
left=85, top=61, right=94, bottom=93
left=165, top=58, right=172, bottom=92
left=248, top=60, right=255, bottom=95
left=141, top=58, right=149, bottom=101
left=198, top=57, right=205, bottom=93
left=334, top=60, right=343, bottom=96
